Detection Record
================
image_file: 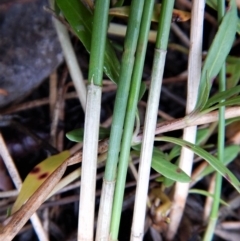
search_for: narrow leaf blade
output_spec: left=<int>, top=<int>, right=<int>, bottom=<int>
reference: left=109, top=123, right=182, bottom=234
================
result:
left=56, top=0, right=120, bottom=83
left=157, top=136, right=240, bottom=192
left=11, top=151, right=70, bottom=214
left=196, top=1, right=238, bottom=110
left=66, top=127, right=110, bottom=142
left=151, top=149, right=191, bottom=183
left=192, top=145, right=240, bottom=183
left=132, top=145, right=191, bottom=183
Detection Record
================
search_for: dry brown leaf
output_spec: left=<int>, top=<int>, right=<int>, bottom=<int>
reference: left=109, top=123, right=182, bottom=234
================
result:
left=109, top=4, right=191, bottom=23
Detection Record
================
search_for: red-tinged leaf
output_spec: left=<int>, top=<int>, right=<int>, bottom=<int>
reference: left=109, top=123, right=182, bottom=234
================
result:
left=11, top=151, right=70, bottom=214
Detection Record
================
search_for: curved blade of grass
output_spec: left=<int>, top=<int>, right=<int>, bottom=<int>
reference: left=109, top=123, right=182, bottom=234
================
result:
left=206, top=0, right=240, bottom=34
left=203, top=96, right=240, bottom=113
left=196, top=128, right=211, bottom=145
left=192, top=145, right=240, bottom=184
left=168, top=145, right=181, bottom=161
left=132, top=146, right=191, bottom=183
left=204, top=86, right=240, bottom=108
left=226, top=117, right=240, bottom=126
left=56, top=0, right=120, bottom=84
left=189, top=189, right=229, bottom=206
left=195, top=0, right=238, bottom=111
left=155, top=136, right=240, bottom=193
left=151, top=150, right=191, bottom=183
left=138, top=82, right=147, bottom=101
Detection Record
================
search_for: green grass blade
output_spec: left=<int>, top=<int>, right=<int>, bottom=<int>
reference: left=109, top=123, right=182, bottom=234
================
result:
left=195, top=0, right=238, bottom=110
left=226, top=56, right=240, bottom=89
left=204, top=96, right=240, bottom=113
left=66, top=127, right=110, bottom=142
left=206, top=0, right=240, bottom=34
left=168, top=145, right=181, bottom=161
left=205, top=86, right=240, bottom=108
left=193, top=145, right=240, bottom=183
left=196, top=128, right=211, bottom=145
left=151, top=149, right=191, bottom=183
left=189, top=189, right=229, bottom=206
left=56, top=0, right=120, bottom=83
left=132, top=147, right=190, bottom=183
left=155, top=136, right=240, bottom=193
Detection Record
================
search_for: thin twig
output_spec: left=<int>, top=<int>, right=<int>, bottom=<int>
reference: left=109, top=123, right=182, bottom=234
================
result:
left=49, top=0, right=87, bottom=112
left=0, top=133, right=49, bottom=241
left=0, top=92, right=77, bottom=115
left=49, top=71, right=58, bottom=121
left=138, top=101, right=175, bottom=121
left=50, top=69, right=68, bottom=150
left=171, top=22, right=190, bottom=47
left=49, top=71, right=59, bottom=147
left=203, top=174, right=216, bottom=222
